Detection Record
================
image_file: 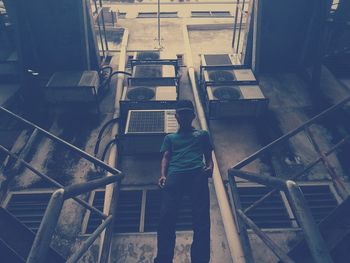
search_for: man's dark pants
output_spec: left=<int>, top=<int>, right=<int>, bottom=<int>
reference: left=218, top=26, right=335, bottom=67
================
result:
left=154, top=168, right=210, bottom=263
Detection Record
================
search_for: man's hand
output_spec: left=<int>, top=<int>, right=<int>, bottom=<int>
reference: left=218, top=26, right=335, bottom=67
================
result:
left=158, top=175, right=166, bottom=188
left=203, top=165, right=213, bottom=178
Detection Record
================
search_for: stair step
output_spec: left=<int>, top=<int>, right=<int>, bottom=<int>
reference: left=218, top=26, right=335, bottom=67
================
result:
left=0, top=207, right=65, bottom=262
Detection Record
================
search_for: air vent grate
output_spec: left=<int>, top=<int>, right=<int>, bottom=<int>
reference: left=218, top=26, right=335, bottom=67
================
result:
left=127, top=111, right=165, bottom=133
left=237, top=186, right=292, bottom=228
left=300, top=185, right=338, bottom=224
left=6, top=193, right=51, bottom=233
left=144, top=190, right=192, bottom=232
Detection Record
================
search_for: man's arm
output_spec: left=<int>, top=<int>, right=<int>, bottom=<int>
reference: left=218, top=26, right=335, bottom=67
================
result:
left=159, top=150, right=171, bottom=188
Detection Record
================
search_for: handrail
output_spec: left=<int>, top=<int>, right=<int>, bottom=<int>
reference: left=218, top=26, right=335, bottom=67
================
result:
left=0, top=106, right=125, bottom=262
left=27, top=175, right=120, bottom=263
left=229, top=169, right=334, bottom=263
left=232, top=95, right=350, bottom=170
left=0, top=106, right=123, bottom=176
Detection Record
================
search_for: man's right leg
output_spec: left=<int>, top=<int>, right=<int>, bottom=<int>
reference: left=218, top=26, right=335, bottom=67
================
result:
left=154, top=175, right=183, bottom=263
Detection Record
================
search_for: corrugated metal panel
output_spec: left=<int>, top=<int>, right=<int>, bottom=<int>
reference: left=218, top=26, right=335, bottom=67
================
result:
left=237, top=186, right=293, bottom=228
left=300, top=184, right=339, bottom=224
left=6, top=193, right=51, bottom=233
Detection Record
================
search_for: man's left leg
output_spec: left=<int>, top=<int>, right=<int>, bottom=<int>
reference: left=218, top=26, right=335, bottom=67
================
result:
left=190, top=169, right=211, bottom=263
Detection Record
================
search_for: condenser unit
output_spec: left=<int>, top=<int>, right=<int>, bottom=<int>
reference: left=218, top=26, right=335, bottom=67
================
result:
left=130, top=51, right=178, bottom=86
left=121, top=109, right=178, bottom=154
left=45, top=71, right=99, bottom=103
left=120, top=85, right=178, bottom=118
left=206, top=85, right=269, bottom=118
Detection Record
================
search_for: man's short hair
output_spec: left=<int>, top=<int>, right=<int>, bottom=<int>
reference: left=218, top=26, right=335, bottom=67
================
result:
left=176, top=99, right=195, bottom=113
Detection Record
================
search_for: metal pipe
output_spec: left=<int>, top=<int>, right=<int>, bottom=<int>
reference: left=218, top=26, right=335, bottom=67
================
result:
left=67, top=216, right=113, bottom=263
left=27, top=189, right=65, bottom=263
left=232, top=0, right=240, bottom=48
left=183, top=24, right=247, bottom=263
left=98, top=29, right=129, bottom=263
left=237, top=209, right=295, bottom=263
left=0, top=106, right=123, bottom=176
left=236, top=134, right=350, bottom=214
left=64, top=175, right=120, bottom=199
left=236, top=0, right=246, bottom=54
left=285, top=180, right=334, bottom=263
left=232, top=95, right=350, bottom=169
left=305, top=128, right=349, bottom=199
left=0, top=145, right=108, bottom=219
left=229, top=169, right=287, bottom=191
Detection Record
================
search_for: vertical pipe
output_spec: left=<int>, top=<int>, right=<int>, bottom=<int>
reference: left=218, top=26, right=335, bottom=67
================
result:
left=157, top=0, right=161, bottom=48
left=97, top=29, right=129, bottom=263
left=232, top=0, right=240, bottom=48
left=27, top=189, right=65, bottom=263
left=236, top=0, right=247, bottom=55
left=286, top=181, right=334, bottom=263
left=183, top=24, right=247, bottom=263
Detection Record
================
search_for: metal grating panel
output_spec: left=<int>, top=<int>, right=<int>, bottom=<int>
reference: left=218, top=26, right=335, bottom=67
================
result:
left=203, top=54, right=232, bottom=65
left=237, top=186, right=292, bottom=228
left=144, top=190, right=192, bottom=232
left=6, top=193, right=51, bottom=233
left=300, top=185, right=338, bottom=224
left=127, top=111, right=165, bottom=133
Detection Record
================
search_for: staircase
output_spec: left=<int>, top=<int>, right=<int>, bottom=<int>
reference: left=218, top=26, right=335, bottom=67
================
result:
left=280, top=197, right=350, bottom=263
left=0, top=207, right=65, bottom=263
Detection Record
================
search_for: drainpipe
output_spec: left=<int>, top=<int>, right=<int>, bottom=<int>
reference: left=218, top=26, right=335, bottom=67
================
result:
left=182, top=24, right=247, bottom=263
left=98, top=29, right=129, bottom=263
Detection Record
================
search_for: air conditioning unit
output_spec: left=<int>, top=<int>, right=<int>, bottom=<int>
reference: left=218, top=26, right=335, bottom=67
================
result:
left=206, top=85, right=269, bottom=118
left=121, top=109, right=178, bottom=154
left=45, top=71, right=99, bottom=103
left=203, top=68, right=257, bottom=85
left=120, top=85, right=178, bottom=117
left=131, top=51, right=177, bottom=85
left=201, top=54, right=258, bottom=85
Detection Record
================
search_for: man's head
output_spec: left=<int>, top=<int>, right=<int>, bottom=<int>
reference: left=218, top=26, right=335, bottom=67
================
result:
left=175, top=100, right=195, bottom=128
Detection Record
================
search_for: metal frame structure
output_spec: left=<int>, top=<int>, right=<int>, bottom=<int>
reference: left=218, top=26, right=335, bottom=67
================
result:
left=227, top=96, right=350, bottom=263
left=0, top=106, right=124, bottom=263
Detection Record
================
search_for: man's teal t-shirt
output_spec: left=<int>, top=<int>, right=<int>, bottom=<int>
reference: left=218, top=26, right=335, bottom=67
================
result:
left=160, top=127, right=214, bottom=176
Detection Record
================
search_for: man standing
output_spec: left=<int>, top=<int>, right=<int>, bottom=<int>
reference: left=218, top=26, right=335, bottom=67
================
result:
left=154, top=100, right=214, bottom=263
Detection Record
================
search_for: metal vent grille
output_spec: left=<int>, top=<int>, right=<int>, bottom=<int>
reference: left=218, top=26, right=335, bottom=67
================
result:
left=237, top=186, right=292, bottom=228
left=127, top=111, right=165, bottom=133
left=86, top=190, right=143, bottom=234
left=300, top=184, right=338, bottom=224
left=203, top=54, right=232, bottom=65
left=5, top=193, right=51, bottom=233
left=208, top=71, right=235, bottom=82
left=144, top=190, right=192, bottom=232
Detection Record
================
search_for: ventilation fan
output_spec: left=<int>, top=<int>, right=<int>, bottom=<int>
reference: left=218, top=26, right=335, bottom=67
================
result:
left=208, top=71, right=235, bottom=82
left=126, top=87, right=155, bottom=101
left=136, top=52, right=160, bottom=60
left=213, top=86, right=241, bottom=100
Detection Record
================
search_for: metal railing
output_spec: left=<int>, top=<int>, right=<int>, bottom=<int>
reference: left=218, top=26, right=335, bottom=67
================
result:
left=228, top=96, right=350, bottom=263
left=0, top=106, right=123, bottom=263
